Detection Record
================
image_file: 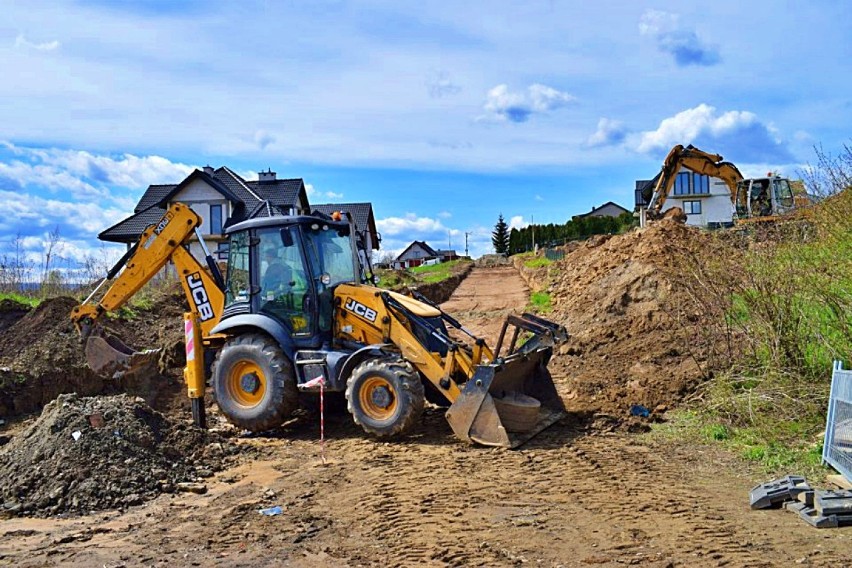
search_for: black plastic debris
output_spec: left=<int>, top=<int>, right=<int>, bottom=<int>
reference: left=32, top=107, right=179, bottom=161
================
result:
left=815, top=490, right=852, bottom=516
left=749, top=475, right=811, bottom=509
left=784, top=492, right=852, bottom=529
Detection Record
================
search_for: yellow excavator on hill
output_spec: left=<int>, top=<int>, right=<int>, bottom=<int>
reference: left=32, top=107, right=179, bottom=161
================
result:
left=641, top=144, right=811, bottom=226
left=71, top=203, right=567, bottom=448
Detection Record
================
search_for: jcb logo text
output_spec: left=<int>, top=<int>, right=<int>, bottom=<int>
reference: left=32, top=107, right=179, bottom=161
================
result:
left=187, top=273, right=215, bottom=321
left=154, top=212, right=173, bottom=235
left=344, top=298, right=377, bottom=323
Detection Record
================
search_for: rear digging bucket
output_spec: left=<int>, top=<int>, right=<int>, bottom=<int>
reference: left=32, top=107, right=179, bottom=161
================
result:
left=85, top=333, right=160, bottom=378
left=445, top=346, right=566, bottom=449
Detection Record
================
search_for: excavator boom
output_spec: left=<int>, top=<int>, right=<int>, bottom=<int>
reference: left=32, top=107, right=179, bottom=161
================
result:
left=71, top=203, right=226, bottom=423
left=645, top=144, right=744, bottom=216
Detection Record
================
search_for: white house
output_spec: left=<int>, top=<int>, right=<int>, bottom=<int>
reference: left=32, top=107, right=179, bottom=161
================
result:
left=635, top=167, right=735, bottom=228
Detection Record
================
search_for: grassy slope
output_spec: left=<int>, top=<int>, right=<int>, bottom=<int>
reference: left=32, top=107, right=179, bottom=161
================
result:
left=654, top=192, right=852, bottom=477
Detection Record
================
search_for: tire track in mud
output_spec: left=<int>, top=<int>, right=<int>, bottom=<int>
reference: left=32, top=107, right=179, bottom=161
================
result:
left=311, top=413, right=507, bottom=566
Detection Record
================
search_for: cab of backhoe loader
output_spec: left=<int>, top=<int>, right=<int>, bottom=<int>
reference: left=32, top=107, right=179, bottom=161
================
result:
left=217, top=214, right=361, bottom=350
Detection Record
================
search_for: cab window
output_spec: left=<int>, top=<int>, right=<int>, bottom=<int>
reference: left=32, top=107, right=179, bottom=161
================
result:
left=225, top=231, right=249, bottom=306
left=257, top=227, right=313, bottom=335
left=774, top=179, right=794, bottom=208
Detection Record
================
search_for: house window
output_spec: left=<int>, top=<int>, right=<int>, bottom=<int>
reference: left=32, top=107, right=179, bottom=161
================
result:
left=683, top=200, right=702, bottom=215
left=673, top=172, right=691, bottom=195
left=210, top=204, right=223, bottom=235
left=693, top=174, right=710, bottom=194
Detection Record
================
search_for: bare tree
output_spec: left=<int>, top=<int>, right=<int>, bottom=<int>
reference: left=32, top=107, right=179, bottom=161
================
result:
left=801, top=142, right=852, bottom=197
left=0, top=233, right=35, bottom=293
left=40, top=226, right=65, bottom=297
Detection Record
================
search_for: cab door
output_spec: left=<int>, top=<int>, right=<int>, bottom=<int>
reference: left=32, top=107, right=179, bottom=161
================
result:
left=255, top=226, right=317, bottom=340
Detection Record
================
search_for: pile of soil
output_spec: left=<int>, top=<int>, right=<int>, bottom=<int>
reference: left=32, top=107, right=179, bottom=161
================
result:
left=0, top=393, right=234, bottom=517
left=0, top=289, right=187, bottom=418
left=0, top=298, right=30, bottom=334
left=530, top=220, right=712, bottom=418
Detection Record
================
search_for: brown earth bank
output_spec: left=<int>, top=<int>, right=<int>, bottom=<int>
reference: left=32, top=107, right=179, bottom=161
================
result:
left=519, top=220, right=714, bottom=420
left=411, top=261, right=474, bottom=305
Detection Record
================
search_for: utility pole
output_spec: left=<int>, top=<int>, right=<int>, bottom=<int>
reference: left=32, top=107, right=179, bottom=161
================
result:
left=464, top=232, right=471, bottom=257
left=448, top=231, right=451, bottom=250
left=531, top=215, right=535, bottom=252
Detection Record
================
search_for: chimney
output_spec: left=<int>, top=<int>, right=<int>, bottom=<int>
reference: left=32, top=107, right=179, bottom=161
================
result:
left=202, top=165, right=215, bottom=175
left=258, top=168, right=277, bottom=183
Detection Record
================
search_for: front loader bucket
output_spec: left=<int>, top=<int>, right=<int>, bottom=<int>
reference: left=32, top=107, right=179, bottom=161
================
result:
left=85, top=333, right=159, bottom=378
left=445, top=347, right=566, bottom=449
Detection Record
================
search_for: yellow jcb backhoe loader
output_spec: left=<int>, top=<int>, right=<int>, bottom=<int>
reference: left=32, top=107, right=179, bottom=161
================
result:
left=71, top=202, right=568, bottom=448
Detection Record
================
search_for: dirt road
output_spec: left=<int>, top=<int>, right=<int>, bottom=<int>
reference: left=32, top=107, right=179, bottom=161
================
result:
left=439, top=266, right=530, bottom=344
left=1, top=267, right=851, bottom=566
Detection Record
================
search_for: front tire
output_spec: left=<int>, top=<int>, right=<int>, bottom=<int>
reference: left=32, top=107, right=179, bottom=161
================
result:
left=345, top=356, right=425, bottom=438
left=211, top=333, right=298, bottom=432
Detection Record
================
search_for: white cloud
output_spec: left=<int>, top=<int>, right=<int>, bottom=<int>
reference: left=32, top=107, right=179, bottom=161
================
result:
left=0, top=142, right=195, bottom=194
left=482, top=83, right=575, bottom=123
left=586, top=118, right=628, bottom=147
left=0, top=190, right=128, bottom=236
left=639, top=10, right=719, bottom=67
left=305, top=183, right=344, bottom=201
left=437, top=211, right=452, bottom=219
left=534, top=195, right=544, bottom=202
left=377, top=213, right=450, bottom=237
left=509, top=215, right=529, bottom=230
left=375, top=213, right=481, bottom=257
left=14, top=33, right=60, bottom=52
left=633, top=104, right=793, bottom=163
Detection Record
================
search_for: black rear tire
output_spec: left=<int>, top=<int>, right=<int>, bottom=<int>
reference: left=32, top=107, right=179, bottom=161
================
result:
left=211, top=333, right=298, bottom=432
left=345, top=356, right=425, bottom=438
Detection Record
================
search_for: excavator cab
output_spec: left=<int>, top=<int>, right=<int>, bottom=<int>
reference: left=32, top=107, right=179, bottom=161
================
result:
left=735, top=177, right=796, bottom=220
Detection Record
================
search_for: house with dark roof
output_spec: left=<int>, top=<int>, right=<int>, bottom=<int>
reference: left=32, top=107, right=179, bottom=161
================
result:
left=312, top=203, right=380, bottom=260
left=100, top=167, right=309, bottom=260
left=573, top=201, right=630, bottom=220
left=392, top=241, right=457, bottom=269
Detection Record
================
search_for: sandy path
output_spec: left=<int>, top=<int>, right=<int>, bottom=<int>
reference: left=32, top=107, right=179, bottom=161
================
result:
left=439, top=266, right=530, bottom=345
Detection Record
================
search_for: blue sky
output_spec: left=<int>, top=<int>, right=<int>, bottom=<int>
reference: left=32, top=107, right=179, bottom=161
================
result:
left=1, top=0, right=850, bottom=271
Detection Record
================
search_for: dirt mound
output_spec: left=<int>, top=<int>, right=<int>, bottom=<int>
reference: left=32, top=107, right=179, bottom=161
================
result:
left=0, top=393, right=234, bottom=517
left=476, top=254, right=510, bottom=267
left=0, top=290, right=187, bottom=418
left=541, top=220, right=711, bottom=417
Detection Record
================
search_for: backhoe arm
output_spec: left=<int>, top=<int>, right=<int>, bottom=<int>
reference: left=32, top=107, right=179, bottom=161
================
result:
left=645, top=144, right=744, bottom=216
left=71, top=202, right=226, bottom=429
left=71, top=202, right=224, bottom=336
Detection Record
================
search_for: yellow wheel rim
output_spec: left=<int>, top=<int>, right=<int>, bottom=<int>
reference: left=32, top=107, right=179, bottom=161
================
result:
left=358, top=377, right=397, bottom=421
left=227, top=360, right=266, bottom=408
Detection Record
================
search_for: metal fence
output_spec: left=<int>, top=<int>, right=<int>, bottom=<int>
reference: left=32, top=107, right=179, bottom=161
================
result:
left=823, top=360, right=852, bottom=482
left=544, top=248, right=565, bottom=262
